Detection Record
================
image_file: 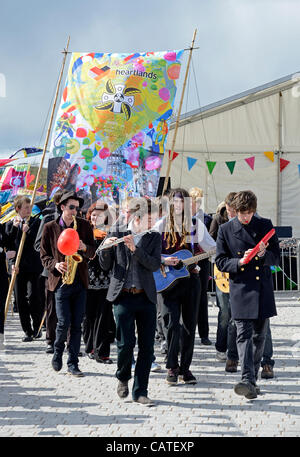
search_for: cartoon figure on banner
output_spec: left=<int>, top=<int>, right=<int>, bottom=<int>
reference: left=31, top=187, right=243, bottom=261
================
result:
left=95, top=80, right=141, bottom=120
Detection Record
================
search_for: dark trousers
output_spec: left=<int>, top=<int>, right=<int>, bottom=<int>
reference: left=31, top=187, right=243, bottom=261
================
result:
left=215, top=290, right=274, bottom=365
left=160, top=274, right=201, bottom=372
left=235, top=318, right=269, bottom=385
left=54, top=278, right=86, bottom=367
left=113, top=292, right=156, bottom=401
left=215, top=288, right=238, bottom=360
left=14, top=271, right=43, bottom=336
left=0, top=272, right=8, bottom=334
left=83, top=288, right=114, bottom=357
left=156, top=293, right=167, bottom=342
left=45, top=281, right=57, bottom=346
left=197, top=259, right=210, bottom=339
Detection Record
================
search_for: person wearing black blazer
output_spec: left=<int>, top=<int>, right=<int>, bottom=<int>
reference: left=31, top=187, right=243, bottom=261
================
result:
left=215, top=190, right=280, bottom=399
left=5, top=196, right=43, bottom=342
left=99, top=197, right=161, bottom=407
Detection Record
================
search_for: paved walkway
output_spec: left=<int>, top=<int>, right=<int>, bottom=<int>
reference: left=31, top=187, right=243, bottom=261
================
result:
left=0, top=293, right=300, bottom=438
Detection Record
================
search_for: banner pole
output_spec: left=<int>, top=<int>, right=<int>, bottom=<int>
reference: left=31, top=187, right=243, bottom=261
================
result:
left=162, top=29, right=197, bottom=195
left=4, top=36, right=71, bottom=324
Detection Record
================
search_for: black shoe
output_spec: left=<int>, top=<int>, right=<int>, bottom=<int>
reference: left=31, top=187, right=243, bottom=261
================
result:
left=133, top=396, right=156, bottom=407
left=33, top=330, right=42, bottom=339
left=225, top=359, right=238, bottom=373
left=96, top=356, right=113, bottom=364
left=87, top=352, right=95, bottom=360
left=67, top=366, right=84, bottom=377
left=234, top=381, right=257, bottom=399
left=261, top=364, right=274, bottom=379
left=117, top=380, right=129, bottom=398
left=52, top=353, right=63, bottom=372
left=166, top=368, right=180, bottom=385
left=201, top=337, right=212, bottom=346
left=22, top=335, right=33, bottom=342
left=179, top=370, right=197, bottom=385
left=46, top=344, right=54, bottom=354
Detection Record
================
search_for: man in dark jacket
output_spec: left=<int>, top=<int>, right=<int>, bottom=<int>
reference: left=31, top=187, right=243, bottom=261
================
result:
left=6, top=196, right=43, bottom=341
left=34, top=191, right=63, bottom=354
left=99, top=197, right=161, bottom=406
left=40, top=191, right=95, bottom=377
left=215, top=190, right=280, bottom=399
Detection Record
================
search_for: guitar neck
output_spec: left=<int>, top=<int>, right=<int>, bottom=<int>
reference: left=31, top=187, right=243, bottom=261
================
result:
left=182, top=248, right=216, bottom=266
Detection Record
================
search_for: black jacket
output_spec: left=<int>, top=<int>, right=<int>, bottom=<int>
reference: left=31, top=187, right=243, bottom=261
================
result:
left=215, top=215, right=280, bottom=320
left=5, top=216, right=43, bottom=274
left=99, top=225, right=161, bottom=304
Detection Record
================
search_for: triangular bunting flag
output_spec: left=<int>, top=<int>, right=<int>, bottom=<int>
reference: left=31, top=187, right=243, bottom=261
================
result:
left=226, top=161, right=236, bottom=174
left=280, top=158, right=290, bottom=172
left=245, top=156, right=255, bottom=170
left=187, top=157, right=197, bottom=171
left=168, top=150, right=179, bottom=161
left=264, top=151, right=274, bottom=162
left=206, top=161, right=216, bottom=175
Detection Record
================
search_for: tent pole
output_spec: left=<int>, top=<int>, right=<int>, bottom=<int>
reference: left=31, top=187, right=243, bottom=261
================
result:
left=4, top=36, right=71, bottom=324
left=276, top=91, right=283, bottom=227
left=162, top=29, right=197, bottom=195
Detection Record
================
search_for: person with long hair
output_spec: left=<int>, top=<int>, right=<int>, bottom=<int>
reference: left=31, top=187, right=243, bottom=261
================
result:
left=83, top=202, right=115, bottom=364
left=154, top=188, right=216, bottom=385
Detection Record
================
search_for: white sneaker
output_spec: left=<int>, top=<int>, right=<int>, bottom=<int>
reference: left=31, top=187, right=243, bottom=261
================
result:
left=216, top=350, right=227, bottom=362
left=151, top=362, right=162, bottom=372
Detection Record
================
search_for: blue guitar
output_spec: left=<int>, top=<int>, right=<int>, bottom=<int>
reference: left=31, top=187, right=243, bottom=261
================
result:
left=154, top=248, right=216, bottom=293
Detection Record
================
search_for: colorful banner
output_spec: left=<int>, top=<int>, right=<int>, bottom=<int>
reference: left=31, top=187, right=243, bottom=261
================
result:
left=47, top=50, right=184, bottom=202
left=0, top=164, right=30, bottom=195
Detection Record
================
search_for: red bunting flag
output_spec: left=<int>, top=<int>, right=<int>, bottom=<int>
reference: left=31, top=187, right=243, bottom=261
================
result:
left=168, top=150, right=179, bottom=161
left=280, top=158, right=290, bottom=172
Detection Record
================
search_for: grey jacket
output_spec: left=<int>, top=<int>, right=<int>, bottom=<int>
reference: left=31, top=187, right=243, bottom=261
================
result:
left=99, top=224, right=161, bottom=304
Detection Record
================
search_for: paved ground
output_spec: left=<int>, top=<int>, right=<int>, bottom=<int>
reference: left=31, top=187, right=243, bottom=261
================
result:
left=0, top=292, right=300, bottom=438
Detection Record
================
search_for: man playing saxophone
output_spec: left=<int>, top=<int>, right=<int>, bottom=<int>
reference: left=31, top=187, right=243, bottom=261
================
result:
left=40, top=191, right=95, bottom=377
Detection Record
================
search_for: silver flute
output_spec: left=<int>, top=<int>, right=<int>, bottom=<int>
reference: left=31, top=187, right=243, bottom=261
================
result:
left=96, top=229, right=155, bottom=252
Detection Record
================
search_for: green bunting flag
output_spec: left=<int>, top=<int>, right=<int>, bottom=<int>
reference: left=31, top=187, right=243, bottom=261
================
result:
left=226, top=161, right=236, bottom=174
left=206, top=161, right=216, bottom=175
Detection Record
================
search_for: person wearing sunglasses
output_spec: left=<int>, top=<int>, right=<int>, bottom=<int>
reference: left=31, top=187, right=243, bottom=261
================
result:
left=40, top=191, right=95, bottom=377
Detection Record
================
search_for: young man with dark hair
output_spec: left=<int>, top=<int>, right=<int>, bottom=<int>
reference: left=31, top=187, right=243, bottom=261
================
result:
left=215, top=190, right=280, bottom=399
left=99, top=197, right=161, bottom=406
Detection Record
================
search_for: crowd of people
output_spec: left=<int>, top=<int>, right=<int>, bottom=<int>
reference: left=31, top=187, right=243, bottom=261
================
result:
left=0, top=187, right=280, bottom=405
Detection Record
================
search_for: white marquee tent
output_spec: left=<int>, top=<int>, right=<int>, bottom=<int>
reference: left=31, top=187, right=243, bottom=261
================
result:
left=163, top=72, right=300, bottom=237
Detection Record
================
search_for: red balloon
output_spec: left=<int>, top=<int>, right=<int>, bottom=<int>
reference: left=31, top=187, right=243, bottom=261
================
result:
left=57, top=228, right=80, bottom=256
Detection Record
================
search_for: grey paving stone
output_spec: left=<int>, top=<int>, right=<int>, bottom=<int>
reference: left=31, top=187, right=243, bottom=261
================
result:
left=0, top=293, right=300, bottom=437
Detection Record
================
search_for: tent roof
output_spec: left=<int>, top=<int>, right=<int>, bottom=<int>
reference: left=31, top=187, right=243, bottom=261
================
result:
left=172, top=71, right=300, bottom=128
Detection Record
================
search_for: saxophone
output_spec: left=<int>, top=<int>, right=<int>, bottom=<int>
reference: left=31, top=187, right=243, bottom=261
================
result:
left=62, top=216, right=83, bottom=285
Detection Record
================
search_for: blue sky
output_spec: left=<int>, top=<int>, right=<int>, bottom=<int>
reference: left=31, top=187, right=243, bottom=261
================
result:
left=1, top=0, right=300, bottom=157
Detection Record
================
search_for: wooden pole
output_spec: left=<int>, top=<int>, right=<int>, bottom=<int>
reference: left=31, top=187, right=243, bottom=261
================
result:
left=162, top=29, right=197, bottom=195
left=4, top=36, right=71, bottom=323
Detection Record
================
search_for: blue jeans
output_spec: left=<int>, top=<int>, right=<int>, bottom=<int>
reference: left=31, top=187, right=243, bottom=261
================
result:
left=215, top=288, right=238, bottom=360
left=54, top=278, right=86, bottom=368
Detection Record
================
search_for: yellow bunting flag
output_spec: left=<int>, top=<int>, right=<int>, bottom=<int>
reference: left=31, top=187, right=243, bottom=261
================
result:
left=264, top=151, right=274, bottom=162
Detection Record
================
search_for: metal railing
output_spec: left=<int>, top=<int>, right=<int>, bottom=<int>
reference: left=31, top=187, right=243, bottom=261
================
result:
left=207, top=238, right=300, bottom=294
